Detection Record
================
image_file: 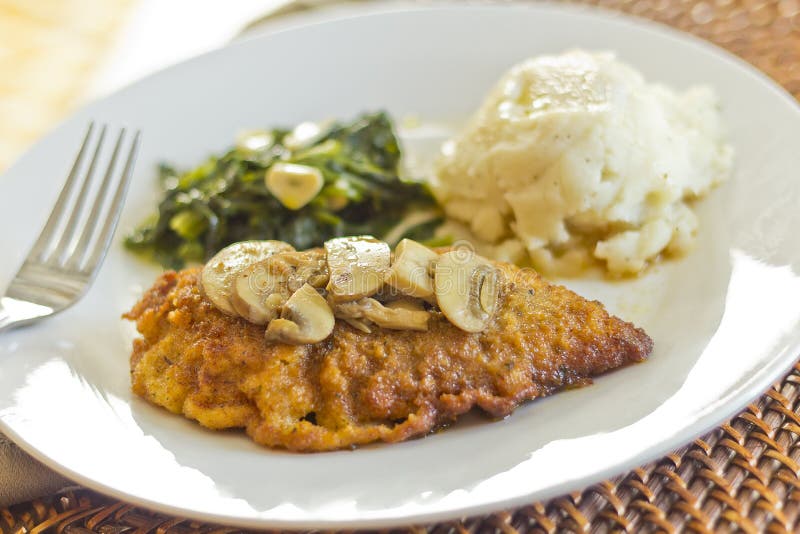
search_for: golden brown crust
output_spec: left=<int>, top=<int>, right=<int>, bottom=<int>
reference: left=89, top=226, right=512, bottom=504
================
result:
left=124, top=262, right=652, bottom=452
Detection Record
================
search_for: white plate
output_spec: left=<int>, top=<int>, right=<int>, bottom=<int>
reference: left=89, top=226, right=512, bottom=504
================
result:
left=2, top=3, right=800, bottom=529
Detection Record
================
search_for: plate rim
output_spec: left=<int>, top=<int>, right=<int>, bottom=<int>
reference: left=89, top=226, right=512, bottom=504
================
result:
left=3, top=1, right=800, bottom=529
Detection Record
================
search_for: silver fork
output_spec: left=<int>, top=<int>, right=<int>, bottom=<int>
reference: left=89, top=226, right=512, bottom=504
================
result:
left=0, top=123, right=140, bottom=332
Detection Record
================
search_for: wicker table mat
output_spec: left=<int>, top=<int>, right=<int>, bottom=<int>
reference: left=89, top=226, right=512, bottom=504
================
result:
left=3, top=0, right=800, bottom=532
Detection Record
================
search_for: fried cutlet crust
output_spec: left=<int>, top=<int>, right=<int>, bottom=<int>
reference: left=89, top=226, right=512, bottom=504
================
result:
left=125, top=261, right=652, bottom=452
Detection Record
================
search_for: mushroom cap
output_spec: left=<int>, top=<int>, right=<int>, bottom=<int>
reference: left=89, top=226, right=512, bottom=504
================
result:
left=325, top=236, right=391, bottom=301
left=384, top=238, right=438, bottom=299
left=200, top=240, right=295, bottom=315
left=265, top=283, right=335, bottom=344
left=231, top=249, right=328, bottom=325
left=230, top=262, right=288, bottom=325
left=434, top=250, right=501, bottom=333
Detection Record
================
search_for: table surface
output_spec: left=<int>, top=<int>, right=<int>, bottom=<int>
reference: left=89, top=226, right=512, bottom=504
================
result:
left=2, top=0, right=800, bottom=532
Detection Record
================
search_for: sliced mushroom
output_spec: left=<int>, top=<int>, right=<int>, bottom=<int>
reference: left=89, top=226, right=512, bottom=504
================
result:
left=385, top=297, right=427, bottom=312
left=333, top=297, right=430, bottom=331
left=200, top=240, right=295, bottom=316
left=325, top=236, right=391, bottom=302
left=265, top=162, right=324, bottom=210
left=479, top=270, right=499, bottom=314
left=265, top=284, right=334, bottom=344
left=231, top=263, right=288, bottom=325
left=342, top=317, right=373, bottom=334
left=384, top=238, right=439, bottom=299
left=231, top=250, right=328, bottom=324
left=434, top=251, right=501, bottom=333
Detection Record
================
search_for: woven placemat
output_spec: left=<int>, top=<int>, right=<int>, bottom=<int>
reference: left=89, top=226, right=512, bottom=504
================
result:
left=2, top=1, right=799, bottom=532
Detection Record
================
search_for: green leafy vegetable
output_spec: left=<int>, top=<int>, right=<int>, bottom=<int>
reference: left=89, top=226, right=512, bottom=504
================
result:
left=125, top=112, right=442, bottom=269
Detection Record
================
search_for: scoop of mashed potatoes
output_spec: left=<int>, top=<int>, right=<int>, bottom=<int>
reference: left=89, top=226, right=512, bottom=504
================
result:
left=432, top=50, right=733, bottom=275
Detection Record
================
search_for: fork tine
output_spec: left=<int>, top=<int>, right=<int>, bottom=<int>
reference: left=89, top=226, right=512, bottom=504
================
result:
left=51, top=124, right=107, bottom=265
left=66, top=128, right=126, bottom=270
left=82, top=130, right=140, bottom=275
left=0, top=125, right=140, bottom=331
left=28, top=122, right=95, bottom=260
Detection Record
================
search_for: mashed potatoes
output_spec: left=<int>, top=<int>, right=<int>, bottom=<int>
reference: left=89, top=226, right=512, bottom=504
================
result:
left=433, top=50, right=733, bottom=275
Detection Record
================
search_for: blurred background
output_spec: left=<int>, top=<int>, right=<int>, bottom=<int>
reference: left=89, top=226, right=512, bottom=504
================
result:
left=0, top=0, right=132, bottom=169
left=4, top=0, right=799, bottom=172
left=0, top=0, right=345, bottom=170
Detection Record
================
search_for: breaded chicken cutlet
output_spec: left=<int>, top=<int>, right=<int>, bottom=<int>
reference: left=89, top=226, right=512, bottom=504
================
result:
left=125, top=257, right=652, bottom=452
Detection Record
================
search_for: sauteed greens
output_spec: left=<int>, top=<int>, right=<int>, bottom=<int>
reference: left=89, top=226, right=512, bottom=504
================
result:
left=125, top=112, right=441, bottom=269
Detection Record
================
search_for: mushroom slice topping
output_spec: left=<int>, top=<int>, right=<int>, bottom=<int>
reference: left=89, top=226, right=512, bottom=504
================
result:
left=434, top=251, right=501, bottom=333
left=231, top=263, right=288, bottom=325
left=342, top=317, right=373, bottom=334
left=265, top=162, right=324, bottom=210
left=385, top=297, right=427, bottom=312
left=384, top=238, right=439, bottom=299
left=201, top=240, right=295, bottom=316
left=333, top=298, right=430, bottom=332
left=324, top=236, right=391, bottom=302
left=231, top=250, right=327, bottom=325
left=265, top=284, right=334, bottom=344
